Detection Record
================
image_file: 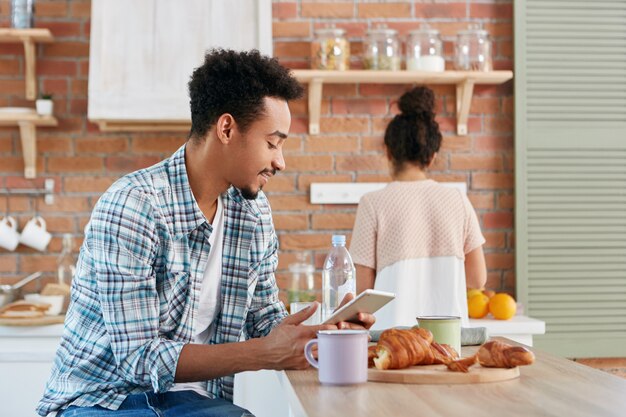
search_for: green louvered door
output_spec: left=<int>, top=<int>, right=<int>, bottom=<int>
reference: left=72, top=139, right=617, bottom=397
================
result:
left=515, top=0, right=626, bottom=357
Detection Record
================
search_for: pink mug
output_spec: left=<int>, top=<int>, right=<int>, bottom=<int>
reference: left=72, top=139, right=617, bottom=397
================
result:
left=304, top=329, right=368, bottom=385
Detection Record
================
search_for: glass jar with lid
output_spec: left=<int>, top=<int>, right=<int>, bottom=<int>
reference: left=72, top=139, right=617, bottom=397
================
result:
left=454, top=24, right=492, bottom=71
left=364, top=27, right=401, bottom=70
left=287, top=253, right=316, bottom=308
left=311, top=27, right=350, bottom=70
left=406, top=25, right=445, bottom=72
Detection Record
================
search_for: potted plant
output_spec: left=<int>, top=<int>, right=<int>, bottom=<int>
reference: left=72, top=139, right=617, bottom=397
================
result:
left=36, top=93, right=54, bottom=115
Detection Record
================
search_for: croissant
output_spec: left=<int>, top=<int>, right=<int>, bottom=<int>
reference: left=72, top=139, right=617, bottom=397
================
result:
left=476, top=340, right=535, bottom=368
left=444, top=340, right=535, bottom=372
left=372, top=328, right=459, bottom=370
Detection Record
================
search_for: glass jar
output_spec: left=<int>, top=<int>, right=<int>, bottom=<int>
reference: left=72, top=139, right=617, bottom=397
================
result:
left=311, top=27, right=350, bottom=70
left=406, top=26, right=445, bottom=72
left=364, top=27, right=401, bottom=71
left=11, top=0, right=34, bottom=29
left=454, top=24, right=492, bottom=71
left=287, top=253, right=316, bottom=308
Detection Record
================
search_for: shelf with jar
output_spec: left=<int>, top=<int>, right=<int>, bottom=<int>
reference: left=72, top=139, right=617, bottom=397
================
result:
left=298, top=24, right=512, bottom=136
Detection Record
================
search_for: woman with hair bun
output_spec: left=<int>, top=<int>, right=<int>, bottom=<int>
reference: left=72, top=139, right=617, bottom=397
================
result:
left=350, top=86, right=487, bottom=330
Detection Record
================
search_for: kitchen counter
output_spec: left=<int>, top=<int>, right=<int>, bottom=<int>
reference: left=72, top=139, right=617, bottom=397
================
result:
left=280, top=338, right=626, bottom=417
left=468, top=314, right=545, bottom=346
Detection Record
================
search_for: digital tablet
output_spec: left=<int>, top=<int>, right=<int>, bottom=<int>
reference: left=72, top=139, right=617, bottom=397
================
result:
left=323, top=289, right=395, bottom=325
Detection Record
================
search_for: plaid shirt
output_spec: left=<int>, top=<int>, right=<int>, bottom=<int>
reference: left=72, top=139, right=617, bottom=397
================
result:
left=37, top=145, right=288, bottom=416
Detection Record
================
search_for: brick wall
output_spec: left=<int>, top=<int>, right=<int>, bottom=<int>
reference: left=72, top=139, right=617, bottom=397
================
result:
left=0, top=0, right=516, bottom=299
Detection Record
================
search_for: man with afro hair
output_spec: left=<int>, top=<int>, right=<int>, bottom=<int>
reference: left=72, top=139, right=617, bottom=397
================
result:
left=38, top=49, right=374, bottom=417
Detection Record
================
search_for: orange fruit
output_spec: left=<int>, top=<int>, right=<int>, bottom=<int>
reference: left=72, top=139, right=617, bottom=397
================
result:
left=468, top=293, right=490, bottom=319
left=466, top=288, right=483, bottom=299
left=489, top=293, right=517, bottom=320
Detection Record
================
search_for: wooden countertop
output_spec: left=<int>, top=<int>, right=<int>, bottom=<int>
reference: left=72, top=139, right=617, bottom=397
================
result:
left=281, top=338, right=626, bottom=417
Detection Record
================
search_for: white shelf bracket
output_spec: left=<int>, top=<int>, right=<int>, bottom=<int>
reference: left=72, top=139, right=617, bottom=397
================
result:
left=456, top=79, right=475, bottom=136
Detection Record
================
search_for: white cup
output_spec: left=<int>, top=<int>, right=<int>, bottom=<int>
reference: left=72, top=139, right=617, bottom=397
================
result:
left=19, top=216, right=52, bottom=252
left=0, top=216, right=20, bottom=251
left=24, top=294, right=64, bottom=316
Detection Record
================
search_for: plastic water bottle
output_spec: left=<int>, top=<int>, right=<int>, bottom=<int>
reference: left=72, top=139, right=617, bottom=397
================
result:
left=321, top=235, right=356, bottom=321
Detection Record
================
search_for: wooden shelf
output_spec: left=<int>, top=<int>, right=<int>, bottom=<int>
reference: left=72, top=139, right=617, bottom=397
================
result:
left=0, top=28, right=54, bottom=100
left=94, top=119, right=190, bottom=132
left=0, top=111, right=58, bottom=179
left=292, top=70, right=513, bottom=136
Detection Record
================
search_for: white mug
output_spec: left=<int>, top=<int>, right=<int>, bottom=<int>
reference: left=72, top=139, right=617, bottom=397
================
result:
left=0, top=216, right=20, bottom=251
left=304, top=330, right=369, bottom=385
left=19, top=216, right=52, bottom=252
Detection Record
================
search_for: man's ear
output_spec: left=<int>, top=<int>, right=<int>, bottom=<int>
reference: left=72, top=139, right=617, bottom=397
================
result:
left=215, top=113, right=236, bottom=144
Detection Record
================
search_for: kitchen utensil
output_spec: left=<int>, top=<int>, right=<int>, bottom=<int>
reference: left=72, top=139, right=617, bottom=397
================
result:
left=0, top=272, right=43, bottom=307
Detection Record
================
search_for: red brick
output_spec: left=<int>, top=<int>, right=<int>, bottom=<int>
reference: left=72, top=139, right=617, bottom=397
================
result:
left=498, top=193, right=515, bottom=209
left=105, top=156, right=161, bottom=172
left=470, top=97, right=501, bottom=115
left=468, top=192, right=494, bottom=210
left=69, top=98, right=87, bottom=114
left=42, top=216, right=75, bottom=233
left=63, top=176, right=118, bottom=193
left=332, top=98, right=388, bottom=115
left=0, top=135, right=14, bottom=153
left=320, top=117, right=369, bottom=134
left=336, top=155, right=387, bottom=172
left=0, top=79, right=26, bottom=95
left=41, top=22, right=81, bottom=38
left=76, top=137, right=129, bottom=153
left=0, top=156, right=44, bottom=174
left=20, top=255, right=58, bottom=272
left=324, top=84, right=358, bottom=96
left=70, top=1, right=91, bottom=18
left=131, top=136, right=185, bottom=154
left=441, top=135, right=472, bottom=152
left=486, top=253, right=514, bottom=270
left=484, top=22, right=513, bottom=38
left=474, top=136, right=514, bottom=152
left=302, top=2, right=353, bottom=18
left=484, top=231, right=506, bottom=249
left=414, top=3, right=467, bottom=19
left=274, top=42, right=310, bottom=59
left=483, top=212, right=513, bottom=229
left=0, top=254, right=17, bottom=272
left=38, top=196, right=90, bottom=213
left=285, top=155, right=333, bottom=172
left=429, top=173, right=468, bottom=183
left=470, top=4, right=513, bottom=19
left=44, top=42, right=90, bottom=58
left=262, top=175, right=296, bottom=193
left=272, top=2, right=297, bottom=19
left=311, top=213, right=355, bottom=230
left=358, top=3, right=411, bottom=18
left=41, top=79, right=69, bottom=96
left=37, top=59, right=78, bottom=77
left=273, top=21, right=311, bottom=38
left=297, top=174, right=353, bottom=191
left=55, top=116, right=84, bottom=132
left=450, top=154, right=503, bottom=171
left=279, top=233, right=333, bottom=250
left=274, top=214, right=309, bottom=231
left=0, top=58, right=19, bottom=75
left=37, top=136, right=71, bottom=153
left=70, top=79, right=88, bottom=96
left=359, top=84, right=408, bottom=97
left=473, top=173, right=513, bottom=190
left=362, top=135, right=384, bottom=152
left=48, top=156, right=104, bottom=173
left=36, top=2, right=68, bottom=17
left=497, top=40, right=513, bottom=58
left=305, top=136, right=359, bottom=153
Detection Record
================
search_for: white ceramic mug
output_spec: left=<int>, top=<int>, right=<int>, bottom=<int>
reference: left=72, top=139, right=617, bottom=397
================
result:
left=304, top=330, right=368, bottom=385
left=24, top=294, right=64, bottom=316
left=19, top=216, right=52, bottom=252
left=0, top=216, right=20, bottom=251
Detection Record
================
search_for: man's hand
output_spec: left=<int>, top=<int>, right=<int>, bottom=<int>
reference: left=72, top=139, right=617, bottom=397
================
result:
left=261, top=302, right=335, bottom=370
left=335, top=293, right=376, bottom=330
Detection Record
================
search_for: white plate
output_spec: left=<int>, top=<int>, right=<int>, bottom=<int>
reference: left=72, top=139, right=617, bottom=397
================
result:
left=0, top=107, right=36, bottom=114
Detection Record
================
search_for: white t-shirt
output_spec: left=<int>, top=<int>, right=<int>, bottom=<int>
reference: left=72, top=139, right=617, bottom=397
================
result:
left=170, top=196, right=225, bottom=396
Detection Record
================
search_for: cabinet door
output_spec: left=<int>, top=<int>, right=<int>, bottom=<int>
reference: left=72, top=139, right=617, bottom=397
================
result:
left=515, top=0, right=626, bottom=357
left=88, top=0, right=272, bottom=122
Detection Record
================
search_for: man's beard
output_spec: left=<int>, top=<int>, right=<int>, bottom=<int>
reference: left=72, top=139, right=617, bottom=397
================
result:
left=241, top=186, right=260, bottom=200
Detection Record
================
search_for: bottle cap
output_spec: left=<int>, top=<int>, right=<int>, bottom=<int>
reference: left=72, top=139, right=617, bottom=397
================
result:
left=331, top=235, right=346, bottom=246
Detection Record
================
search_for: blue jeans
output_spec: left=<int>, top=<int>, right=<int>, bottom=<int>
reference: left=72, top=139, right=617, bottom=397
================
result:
left=58, top=390, right=254, bottom=417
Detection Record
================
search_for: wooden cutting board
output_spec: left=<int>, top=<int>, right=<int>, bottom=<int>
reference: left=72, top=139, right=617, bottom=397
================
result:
left=0, top=315, right=65, bottom=326
left=368, top=364, right=519, bottom=384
